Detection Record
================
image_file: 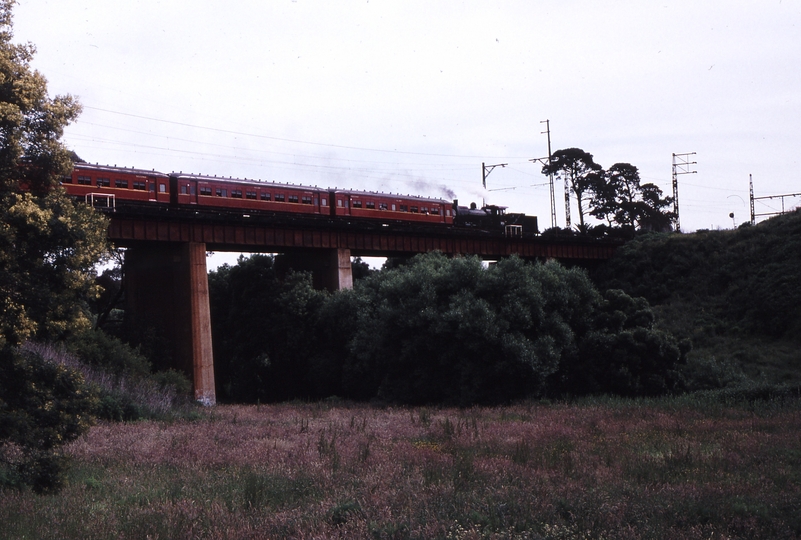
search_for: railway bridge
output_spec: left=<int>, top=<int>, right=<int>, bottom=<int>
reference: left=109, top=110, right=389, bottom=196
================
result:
left=108, top=207, right=620, bottom=405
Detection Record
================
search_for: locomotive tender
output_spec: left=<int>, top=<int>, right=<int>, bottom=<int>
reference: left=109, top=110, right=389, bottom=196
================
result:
left=62, top=162, right=538, bottom=235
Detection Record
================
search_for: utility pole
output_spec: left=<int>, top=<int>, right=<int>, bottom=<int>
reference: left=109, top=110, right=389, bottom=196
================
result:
left=482, top=162, right=507, bottom=206
left=672, top=152, right=696, bottom=231
left=749, top=173, right=755, bottom=226
left=529, top=120, right=557, bottom=229
left=564, top=166, right=571, bottom=230
left=542, top=120, right=556, bottom=229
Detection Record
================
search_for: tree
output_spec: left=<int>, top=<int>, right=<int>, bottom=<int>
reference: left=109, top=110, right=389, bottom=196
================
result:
left=0, top=0, right=108, bottom=346
left=208, top=255, right=328, bottom=402
left=0, top=0, right=108, bottom=492
left=541, top=148, right=603, bottom=230
left=636, top=182, right=674, bottom=232
left=588, top=162, right=675, bottom=233
left=591, top=162, right=641, bottom=228
left=344, top=253, right=601, bottom=405
left=552, top=289, right=688, bottom=396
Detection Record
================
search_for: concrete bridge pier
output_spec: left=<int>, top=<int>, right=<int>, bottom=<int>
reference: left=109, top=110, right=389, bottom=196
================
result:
left=278, top=248, right=354, bottom=292
left=124, top=242, right=216, bottom=405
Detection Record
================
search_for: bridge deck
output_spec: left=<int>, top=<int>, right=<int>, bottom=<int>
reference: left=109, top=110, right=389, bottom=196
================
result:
left=107, top=209, right=620, bottom=261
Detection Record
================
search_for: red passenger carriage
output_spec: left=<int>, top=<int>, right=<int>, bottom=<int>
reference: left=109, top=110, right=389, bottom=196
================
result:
left=62, top=163, right=170, bottom=205
left=331, top=190, right=453, bottom=225
left=169, top=173, right=326, bottom=215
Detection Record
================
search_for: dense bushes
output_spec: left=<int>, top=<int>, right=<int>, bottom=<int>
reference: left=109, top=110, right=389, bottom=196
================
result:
left=553, top=289, right=689, bottom=396
left=593, top=210, right=801, bottom=342
left=341, top=255, right=597, bottom=405
left=209, top=255, right=327, bottom=403
left=57, top=331, right=192, bottom=421
left=0, top=346, right=97, bottom=493
left=591, top=210, right=801, bottom=387
left=210, top=252, right=689, bottom=405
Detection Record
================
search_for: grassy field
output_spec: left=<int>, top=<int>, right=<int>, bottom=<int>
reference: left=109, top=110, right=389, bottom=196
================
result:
left=1, top=398, right=800, bottom=539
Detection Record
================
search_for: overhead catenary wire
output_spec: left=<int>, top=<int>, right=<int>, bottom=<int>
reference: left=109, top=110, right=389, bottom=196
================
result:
left=83, top=106, right=533, bottom=160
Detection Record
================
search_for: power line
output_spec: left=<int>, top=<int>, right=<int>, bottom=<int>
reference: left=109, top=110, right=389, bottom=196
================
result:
left=71, top=121, right=478, bottom=170
left=749, top=173, right=801, bottom=224
left=83, top=106, right=532, bottom=160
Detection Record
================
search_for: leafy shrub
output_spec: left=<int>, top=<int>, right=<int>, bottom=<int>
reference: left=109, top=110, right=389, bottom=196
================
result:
left=680, top=355, right=749, bottom=392
left=553, top=289, right=689, bottom=396
left=65, top=328, right=152, bottom=378
left=340, top=253, right=600, bottom=405
left=0, top=345, right=98, bottom=493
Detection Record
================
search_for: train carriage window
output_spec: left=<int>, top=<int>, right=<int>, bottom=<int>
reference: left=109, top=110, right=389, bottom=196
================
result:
left=275, top=194, right=285, bottom=202
left=322, top=198, right=328, bottom=206
left=115, top=179, right=128, bottom=188
left=215, top=188, right=227, bottom=197
left=301, top=196, right=312, bottom=204
left=191, top=185, right=196, bottom=195
left=77, top=176, right=92, bottom=185
left=391, top=204, right=396, bottom=211
left=231, top=189, right=242, bottom=198
left=446, top=209, right=451, bottom=217
left=366, top=201, right=375, bottom=209
left=410, top=206, right=418, bottom=213
left=421, top=207, right=428, bottom=214
left=97, top=177, right=110, bottom=187
left=288, top=195, right=299, bottom=203
left=260, top=192, right=271, bottom=201
left=400, top=205, right=408, bottom=212
left=200, top=186, right=212, bottom=196
left=337, top=199, right=343, bottom=207
left=133, top=181, right=146, bottom=190
left=149, top=184, right=156, bottom=192
left=246, top=191, right=257, bottom=199
left=62, top=176, right=73, bottom=184
left=159, top=184, right=166, bottom=193
left=379, top=202, right=388, bottom=210
left=352, top=200, right=362, bottom=208
left=431, top=207, right=440, bottom=215
left=181, top=185, right=188, bottom=194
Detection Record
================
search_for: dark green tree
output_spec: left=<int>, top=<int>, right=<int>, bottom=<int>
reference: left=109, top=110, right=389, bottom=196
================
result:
left=585, top=161, right=675, bottom=233
left=0, top=0, right=108, bottom=492
left=344, top=253, right=600, bottom=405
left=591, top=162, right=641, bottom=229
left=553, top=289, right=688, bottom=396
left=541, top=148, right=604, bottom=230
left=637, top=182, right=674, bottom=232
left=0, top=0, right=108, bottom=346
left=208, top=255, right=327, bottom=402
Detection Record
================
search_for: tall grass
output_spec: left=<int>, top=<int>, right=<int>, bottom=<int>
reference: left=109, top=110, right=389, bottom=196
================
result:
left=20, top=341, right=192, bottom=419
left=1, top=399, right=799, bottom=539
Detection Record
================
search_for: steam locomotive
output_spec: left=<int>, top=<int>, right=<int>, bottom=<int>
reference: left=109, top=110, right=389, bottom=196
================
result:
left=62, top=162, right=538, bottom=236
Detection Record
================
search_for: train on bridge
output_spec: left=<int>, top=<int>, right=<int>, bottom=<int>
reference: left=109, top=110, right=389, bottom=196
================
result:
left=61, top=163, right=538, bottom=236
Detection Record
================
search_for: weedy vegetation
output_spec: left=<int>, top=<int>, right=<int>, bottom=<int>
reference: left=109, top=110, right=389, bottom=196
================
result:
left=1, top=397, right=799, bottom=539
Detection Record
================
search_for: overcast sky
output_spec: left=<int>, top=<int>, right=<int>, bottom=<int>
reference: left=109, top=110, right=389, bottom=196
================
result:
left=13, top=0, right=801, bottom=235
